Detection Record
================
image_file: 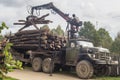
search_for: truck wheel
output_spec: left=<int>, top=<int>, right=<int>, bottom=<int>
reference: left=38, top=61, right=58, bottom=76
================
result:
left=110, top=65, right=118, bottom=76
left=76, top=60, right=93, bottom=79
left=42, top=58, right=54, bottom=73
left=32, top=57, right=42, bottom=72
left=95, top=65, right=111, bottom=76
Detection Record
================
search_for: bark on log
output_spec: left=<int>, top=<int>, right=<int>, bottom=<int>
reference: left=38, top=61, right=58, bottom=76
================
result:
left=10, top=29, right=67, bottom=51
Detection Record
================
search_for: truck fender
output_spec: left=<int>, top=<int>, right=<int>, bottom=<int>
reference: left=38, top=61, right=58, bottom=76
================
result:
left=76, top=55, right=93, bottom=64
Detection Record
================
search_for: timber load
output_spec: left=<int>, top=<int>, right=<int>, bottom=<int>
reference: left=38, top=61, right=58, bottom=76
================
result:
left=10, top=29, right=66, bottom=51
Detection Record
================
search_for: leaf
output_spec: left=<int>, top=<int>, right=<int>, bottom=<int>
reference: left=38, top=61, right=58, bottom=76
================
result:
left=1, top=22, right=8, bottom=29
left=0, top=42, right=23, bottom=76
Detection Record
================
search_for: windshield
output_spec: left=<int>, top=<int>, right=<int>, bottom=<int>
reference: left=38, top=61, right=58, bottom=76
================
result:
left=77, top=41, right=94, bottom=47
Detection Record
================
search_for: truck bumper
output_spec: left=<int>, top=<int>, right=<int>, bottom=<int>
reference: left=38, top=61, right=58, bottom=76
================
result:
left=93, top=59, right=118, bottom=65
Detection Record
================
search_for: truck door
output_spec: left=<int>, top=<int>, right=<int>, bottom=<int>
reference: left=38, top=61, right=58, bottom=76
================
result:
left=66, top=41, right=79, bottom=64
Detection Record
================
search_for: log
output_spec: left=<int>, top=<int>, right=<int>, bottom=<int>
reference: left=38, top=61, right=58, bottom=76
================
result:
left=21, top=34, right=41, bottom=38
left=10, top=38, right=39, bottom=42
left=13, top=44, right=39, bottom=50
left=37, top=13, right=49, bottom=20
left=14, top=23, right=25, bottom=25
left=40, top=36, right=47, bottom=40
left=18, top=20, right=26, bottom=22
left=14, top=19, right=52, bottom=26
left=10, top=29, right=67, bottom=51
left=15, top=29, right=48, bottom=36
left=40, top=40, right=47, bottom=44
left=15, top=30, right=40, bottom=36
left=13, top=40, right=39, bottom=44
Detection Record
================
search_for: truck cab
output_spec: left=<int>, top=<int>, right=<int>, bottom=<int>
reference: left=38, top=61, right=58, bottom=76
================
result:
left=65, top=38, right=118, bottom=78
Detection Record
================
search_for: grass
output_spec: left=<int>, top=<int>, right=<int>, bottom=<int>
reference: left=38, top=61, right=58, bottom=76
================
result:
left=2, top=77, right=17, bottom=80
left=95, top=76, right=120, bottom=80
left=0, top=75, right=18, bottom=80
left=0, top=77, right=17, bottom=80
left=55, top=70, right=120, bottom=80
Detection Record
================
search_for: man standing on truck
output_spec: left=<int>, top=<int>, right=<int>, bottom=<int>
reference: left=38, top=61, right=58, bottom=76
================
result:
left=70, top=14, right=80, bottom=38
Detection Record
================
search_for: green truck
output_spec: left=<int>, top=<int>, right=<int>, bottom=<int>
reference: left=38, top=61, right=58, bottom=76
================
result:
left=10, top=2, right=118, bottom=79
left=10, top=33, right=118, bottom=79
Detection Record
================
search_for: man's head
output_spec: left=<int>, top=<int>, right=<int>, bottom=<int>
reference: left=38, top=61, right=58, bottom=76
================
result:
left=72, top=14, right=75, bottom=17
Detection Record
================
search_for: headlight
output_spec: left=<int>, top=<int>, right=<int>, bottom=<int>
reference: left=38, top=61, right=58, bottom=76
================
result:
left=91, top=54, right=95, bottom=58
left=108, top=57, right=112, bottom=60
left=88, top=49, right=93, bottom=53
left=88, top=54, right=95, bottom=58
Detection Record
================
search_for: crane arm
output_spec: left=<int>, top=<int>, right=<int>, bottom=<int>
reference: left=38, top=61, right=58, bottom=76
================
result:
left=31, top=2, right=82, bottom=26
left=31, top=2, right=71, bottom=21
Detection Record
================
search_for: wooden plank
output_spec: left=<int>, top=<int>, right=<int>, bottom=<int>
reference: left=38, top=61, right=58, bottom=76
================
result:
left=18, top=20, right=26, bottom=22
left=15, top=30, right=42, bottom=36
left=13, top=23, right=25, bottom=25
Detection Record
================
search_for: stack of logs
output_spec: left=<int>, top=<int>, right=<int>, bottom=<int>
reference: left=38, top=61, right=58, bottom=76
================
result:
left=10, top=29, right=66, bottom=51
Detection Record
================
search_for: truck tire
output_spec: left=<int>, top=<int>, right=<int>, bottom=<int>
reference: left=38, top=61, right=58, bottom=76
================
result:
left=42, top=58, right=54, bottom=73
left=76, top=60, right=93, bottom=79
left=32, top=57, right=42, bottom=72
left=110, top=65, right=118, bottom=76
left=95, top=65, right=111, bottom=76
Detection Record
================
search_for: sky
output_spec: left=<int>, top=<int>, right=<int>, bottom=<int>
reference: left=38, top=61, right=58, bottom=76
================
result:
left=0, top=0, right=120, bottom=39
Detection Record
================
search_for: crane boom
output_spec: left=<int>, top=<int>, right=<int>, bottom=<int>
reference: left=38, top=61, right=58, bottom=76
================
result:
left=31, top=2, right=82, bottom=26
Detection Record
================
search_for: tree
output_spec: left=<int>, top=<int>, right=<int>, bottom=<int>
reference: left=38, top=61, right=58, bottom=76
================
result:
left=51, top=25, right=64, bottom=36
left=79, top=21, right=113, bottom=48
left=51, top=28, right=57, bottom=35
left=56, top=25, right=64, bottom=36
left=0, top=22, right=22, bottom=78
left=40, top=25, right=50, bottom=31
left=97, top=28, right=113, bottom=49
left=111, top=32, right=120, bottom=54
left=79, top=21, right=101, bottom=46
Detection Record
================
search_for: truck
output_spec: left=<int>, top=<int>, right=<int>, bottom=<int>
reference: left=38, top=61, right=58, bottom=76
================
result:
left=10, top=2, right=118, bottom=79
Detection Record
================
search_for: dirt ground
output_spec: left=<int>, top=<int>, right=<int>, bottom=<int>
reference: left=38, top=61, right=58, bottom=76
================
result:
left=7, top=68, right=84, bottom=80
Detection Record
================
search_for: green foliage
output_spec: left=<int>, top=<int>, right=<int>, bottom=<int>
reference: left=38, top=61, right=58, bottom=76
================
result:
left=0, top=35, right=3, bottom=42
left=79, top=21, right=96, bottom=39
left=0, top=74, right=17, bottom=80
left=0, top=22, right=8, bottom=33
left=111, top=32, right=120, bottom=54
left=93, top=32, right=101, bottom=46
left=2, top=43, right=22, bottom=74
left=0, top=22, right=22, bottom=78
left=51, top=25, right=64, bottom=36
left=0, top=22, right=8, bottom=41
left=56, top=25, right=64, bottom=36
left=41, top=25, right=64, bottom=36
left=97, top=76, right=120, bottom=80
left=79, top=21, right=101, bottom=46
left=97, top=28, right=113, bottom=49
left=51, top=28, right=56, bottom=35
left=0, top=43, right=23, bottom=76
left=79, top=21, right=113, bottom=48
left=40, top=25, right=50, bottom=31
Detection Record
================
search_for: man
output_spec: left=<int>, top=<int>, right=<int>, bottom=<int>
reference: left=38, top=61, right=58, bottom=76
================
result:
left=70, top=14, right=80, bottom=38
left=72, top=14, right=80, bottom=31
